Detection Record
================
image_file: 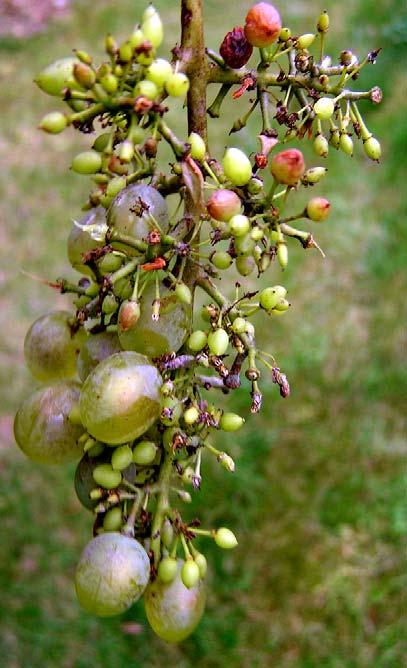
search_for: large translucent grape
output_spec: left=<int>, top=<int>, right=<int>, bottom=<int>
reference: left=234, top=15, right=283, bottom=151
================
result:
left=14, top=382, right=84, bottom=464
left=79, top=351, right=162, bottom=445
left=107, top=184, right=169, bottom=243
left=75, top=533, right=150, bottom=617
left=67, top=207, right=106, bottom=276
left=74, top=453, right=137, bottom=510
left=118, top=283, right=191, bottom=357
left=144, top=560, right=206, bottom=642
left=77, top=331, right=122, bottom=382
left=24, top=310, right=85, bottom=382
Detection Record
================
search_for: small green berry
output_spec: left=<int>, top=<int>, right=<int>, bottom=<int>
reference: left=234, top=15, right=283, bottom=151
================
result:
left=222, top=147, right=252, bottom=187
left=219, top=413, right=245, bottom=432
left=317, top=11, right=329, bottom=32
left=183, top=406, right=200, bottom=425
left=194, top=553, right=207, bottom=578
left=142, top=5, right=164, bottom=48
left=363, top=136, right=381, bottom=162
left=214, top=527, right=238, bottom=549
left=35, top=56, right=80, bottom=96
left=132, top=440, right=157, bottom=465
left=71, top=150, right=102, bottom=174
left=314, top=97, right=335, bottom=121
left=181, top=559, right=200, bottom=589
left=207, top=328, right=229, bottom=356
left=313, top=134, right=329, bottom=158
left=134, top=79, right=158, bottom=100
left=100, top=73, right=118, bottom=94
left=306, top=197, right=331, bottom=222
left=297, top=33, right=316, bottom=50
left=111, top=445, right=133, bottom=471
left=277, top=242, right=288, bottom=269
left=259, top=285, right=287, bottom=310
left=231, top=317, right=247, bottom=334
left=165, top=72, right=190, bottom=97
left=92, top=464, right=122, bottom=489
left=39, top=111, right=68, bottom=134
left=229, top=214, right=250, bottom=238
left=188, top=330, right=208, bottom=352
left=279, top=27, right=291, bottom=42
left=236, top=254, right=255, bottom=276
left=103, top=507, right=123, bottom=532
left=158, top=556, right=178, bottom=584
left=174, top=283, right=192, bottom=305
left=211, top=251, right=233, bottom=270
left=339, top=132, right=354, bottom=156
left=188, top=132, right=206, bottom=161
left=146, top=59, right=173, bottom=87
left=106, top=176, right=126, bottom=198
left=302, top=166, right=327, bottom=185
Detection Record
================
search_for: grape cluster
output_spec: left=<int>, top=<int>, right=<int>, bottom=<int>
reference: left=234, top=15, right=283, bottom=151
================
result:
left=15, top=2, right=381, bottom=642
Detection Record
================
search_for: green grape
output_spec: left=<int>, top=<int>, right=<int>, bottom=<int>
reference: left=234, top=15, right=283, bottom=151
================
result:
left=75, top=533, right=150, bottom=617
left=79, top=352, right=162, bottom=445
left=103, top=507, right=123, bottom=532
left=35, top=56, right=81, bottom=96
left=107, top=184, right=169, bottom=245
left=144, top=560, right=206, bottom=642
left=77, top=331, right=122, bottom=382
left=67, top=207, right=107, bottom=276
left=24, top=310, right=85, bottom=382
left=118, top=283, right=191, bottom=357
left=14, top=382, right=84, bottom=464
left=75, top=453, right=137, bottom=511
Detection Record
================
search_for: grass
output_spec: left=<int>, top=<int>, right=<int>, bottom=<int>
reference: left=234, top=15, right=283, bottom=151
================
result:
left=0, top=1, right=406, bottom=667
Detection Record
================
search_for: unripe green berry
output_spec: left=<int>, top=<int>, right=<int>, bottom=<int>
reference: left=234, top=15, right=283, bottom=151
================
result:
left=118, top=140, right=134, bottom=163
left=97, top=253, right=123, bottom=274
left=174, top=283, right=192, bottom=305
left=93, top=463, right=122, bottom=489
left=134, top=79, right=158, bottom=100
left=71, top=150, right=102, bottom=174
left=188, top=330, right=208, bottom=352
left=207, top=328, right=229, bottom=356
left=142, top=5, right=164, bottom=48
left=247, top=176, right=263, bottom=195
left=222, top=147, right=252, bottom=186
left=118, top=299, right=141, bottom=332
left=100, top=73, right=118, bottom=94
left=259, top=285, right=287, bottom=310
left=158, top=557, right=178, bottom=584
left=330, top=129, right=341, bottom=149
left=165, top=72, right=190, bottom=97
left=103, top=507, right=123, bottom=532
left=231, top=317, right=247, bottom=334
left=183, top=406, right=200, bottom=425
left=302, top=166, right=327, bottom=185
left=111, top=445, right=133, bottom=471
left=106, top=176, right=126, bottom=198
left=339, top=132, right=354, bottom=156
left=218, top=452, right=236, bottom=473
left=363, top=136, right=381, bottom=162
left=314, top=97, right=335, bottom=121
left=35, top=56, right=80, bottom=96
left=274, top=298, right=290, bottom=312
left=119, top=41, right=133, bottom=63
left=207, top=189, right=241, bottom=222
left=229, top=214, right=250, bottom=238
left=181, top=559, right=200, bottom=589
left=188, top=132, right=206, bottom=161
left=211, top=251, right=233, bottom=270
left=251, top=226, right=264, bottom=241
left=234, top=234, right=255, bottom=255
left=236, top=254, right=255, bottom=276
left=39, top=111, right=68, bottom=134
left=146, top=59, right=173, bottom=87
left=194, top=553, right=207, bottom=578
left=277, top=242, right=288, bottom=269
left=92, top=132, right=111, bottom=153
left=306, top=197, right=331, bottom=222
left=279, top=27, right=291, bottom=42
left=161, top=519, right=174, bottom=549
left=219, top=412, right=245, bottom=432
left=297, top=33, right=316, bottom=50
left=102, top=294, right=118, bottom=314
left=214, top=527, right=238, bottom=549
left=132, top=440, right=157, bottom=465
left=317, top=11, right=329, bottom=32
left=313, top=134, right=329, bottom=158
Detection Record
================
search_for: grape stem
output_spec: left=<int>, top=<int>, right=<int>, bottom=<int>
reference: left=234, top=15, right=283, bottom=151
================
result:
left=150, top=453, right=173, bottom=566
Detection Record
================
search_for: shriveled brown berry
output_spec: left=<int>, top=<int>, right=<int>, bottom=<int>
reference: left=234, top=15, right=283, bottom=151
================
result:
left=270, top=149, right=305, bottom=186
left=244, top=2, right=282, bottom=48
left=220, top=27, right=253, bottom=69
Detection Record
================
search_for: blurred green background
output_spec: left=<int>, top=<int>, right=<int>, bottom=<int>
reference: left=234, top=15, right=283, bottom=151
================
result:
left=0, top=1, right=406, bottom=666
